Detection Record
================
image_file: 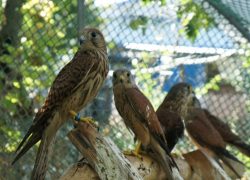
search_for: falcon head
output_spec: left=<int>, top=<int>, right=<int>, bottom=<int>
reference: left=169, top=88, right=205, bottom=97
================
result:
left=78, top=27, right=106, bottom=51
left=112, top=69, right=136, bottom=88
left=168, top=82, right=194, bottom=101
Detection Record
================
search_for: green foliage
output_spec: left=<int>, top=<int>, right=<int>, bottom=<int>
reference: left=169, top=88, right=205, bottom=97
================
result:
left=195, top=74, right=222, bottom=95
left=142, top=0, right=166, bottom=6
left=177, top=0, right=217, bottom=42
left=132, top=52, right=167, bottom=109
left=129, top=0, right=216, bottom=41
left=129, top=15, right=149, bottom=35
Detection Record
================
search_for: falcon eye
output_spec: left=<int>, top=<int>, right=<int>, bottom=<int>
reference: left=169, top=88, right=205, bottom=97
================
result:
left=91, top=31, right=97, bottom=38
left=187, top=86, right=190, bottom=90
left=113, top=73, right=117, bottom=78
left=127, top=72, right=130, bottom=77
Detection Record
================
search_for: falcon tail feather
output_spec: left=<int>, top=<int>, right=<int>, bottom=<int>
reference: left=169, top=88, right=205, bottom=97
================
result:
left=150, top=136, right=174, bottom=180
left=31, top=133, right=56, bottom=180
left=13, top=110, right=51, bottom=162
left=229, top=141, right=250, bottom=158
left=155, top=134, right=179, bottom=171
left=12, top=131, right=42, bottom=165
left=214, top=147, right=243, bottom=179
left=214, top=147, right=243, bottom=164
left=219, top=155, right=242, bottom=179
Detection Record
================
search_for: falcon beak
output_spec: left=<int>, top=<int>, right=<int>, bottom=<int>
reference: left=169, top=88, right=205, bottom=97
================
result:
left=119, top=75, right=125, bottom=83
left=79, top=35, right=87, bottom=45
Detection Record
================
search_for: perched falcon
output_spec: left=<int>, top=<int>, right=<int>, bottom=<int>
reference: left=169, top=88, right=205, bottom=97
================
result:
left=156, top=82, right=193, bottom=152
left=12, top=27, right=109, bottom=180
left=112, top=69, right=177, bottom=180
left=194, top=97, right=250, bottom=158
left=184, top=96, right=243, bottom=178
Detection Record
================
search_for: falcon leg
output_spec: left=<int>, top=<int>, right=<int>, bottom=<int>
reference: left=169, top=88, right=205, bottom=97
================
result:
left=123, top=141, right=147, bottom=160
left=69, top=110, right=98, bottom=128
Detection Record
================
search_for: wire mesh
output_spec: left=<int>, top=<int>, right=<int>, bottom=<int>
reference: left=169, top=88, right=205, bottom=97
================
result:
left=0, top=0, right=249, bottom=179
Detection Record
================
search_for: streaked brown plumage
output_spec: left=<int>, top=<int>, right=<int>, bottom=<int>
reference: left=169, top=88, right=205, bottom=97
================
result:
left=112, top=69, right=177, bottom=180
left=156, top=82, right=193, bottom=152
left=184, top=96, right=243, bottom=178
left=12, top=27, right=109, bottom=180
left=193, top=97, right=250, bottom=158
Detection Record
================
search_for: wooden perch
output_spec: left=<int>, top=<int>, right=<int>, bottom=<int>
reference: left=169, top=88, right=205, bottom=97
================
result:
left=65, top=122, right=143, bottom=180
left=58, top=154, right=192, bottom=180
left=59, top=122, right=244, bottom=180
left=59, top=122, right=186, bottom=180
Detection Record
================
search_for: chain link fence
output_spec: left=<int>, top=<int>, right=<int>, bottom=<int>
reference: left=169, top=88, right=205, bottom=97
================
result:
left=1, top=0, right=249, bottom=179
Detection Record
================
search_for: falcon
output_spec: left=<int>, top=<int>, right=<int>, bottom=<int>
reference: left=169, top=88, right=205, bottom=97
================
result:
left=156, top=82, right=193, bottom=152
left=194, top=97, right=250, bottom=158
left=12, top=27, right=109, bottom=180
left=112, top=69, right=177, bottom=180
left=184, top=96, right=243, bottom=178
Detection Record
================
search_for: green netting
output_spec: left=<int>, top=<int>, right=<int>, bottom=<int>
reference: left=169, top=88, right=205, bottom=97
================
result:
left=0, top=0, right=249, bottom=179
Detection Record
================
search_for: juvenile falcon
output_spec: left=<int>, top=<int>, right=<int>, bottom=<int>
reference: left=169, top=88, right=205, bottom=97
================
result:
left=12, top=27, right=109, bottom=180
left=156, top=82, right=193, bottom=152
left=194, top=97, right=250, bottom=158
left=112, top=69, right=177, bottom=180
left=184, top=96, right=243, bottom=178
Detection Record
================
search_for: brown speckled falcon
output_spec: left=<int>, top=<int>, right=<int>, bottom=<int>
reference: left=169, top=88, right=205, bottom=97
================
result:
left=156, top=82, right=193, bottom=152
left=112, top=69, right=177, bottom=180
left=184, top=96, right=243, bottom=178
left=193, top=97, right=250, bottom=158
left=12, top=27, right=109, bottom=180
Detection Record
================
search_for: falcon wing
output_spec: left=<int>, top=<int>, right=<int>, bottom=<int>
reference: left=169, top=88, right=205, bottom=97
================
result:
left=203, top=109, right=250, bottom=157
left=203, top=109, right=241, bottom=142
left=185, top=109, right=224, bottom=149
left=126, top=88, right=165, bottom=139
left=125, top=88, right=172, bottom=152
left=15, top=51, right=95, bottom=153
left=157, top=108, right=184, bottom=151
left=126, top=87, right=179, bottom=169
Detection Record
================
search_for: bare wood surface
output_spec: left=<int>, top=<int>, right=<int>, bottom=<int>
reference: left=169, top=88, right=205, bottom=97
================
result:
left=66, top=122, right=143, bottom=180
left=59, top=155, right=192, bottom=180
left=183, top=149, right=231, bottom=180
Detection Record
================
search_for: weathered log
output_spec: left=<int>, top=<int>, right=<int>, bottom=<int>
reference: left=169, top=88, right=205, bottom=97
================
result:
left=59, top=122, right=243, bottom=180
left=65, top=122, right=143, bottom=180
left=58, top=155, right=192, bottom=180
left=59, top=122, right=184, bottom=180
